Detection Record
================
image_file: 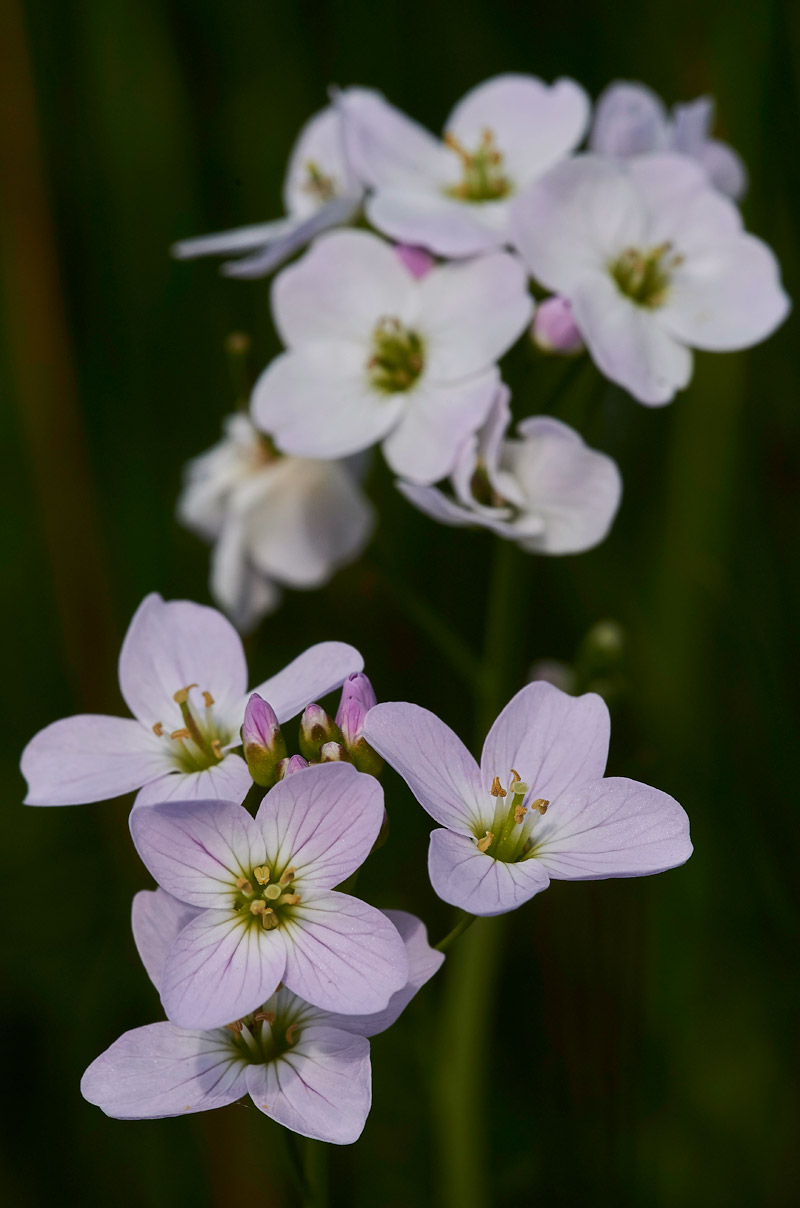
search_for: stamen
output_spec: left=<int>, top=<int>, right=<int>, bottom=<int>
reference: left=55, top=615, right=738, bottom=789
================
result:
left=514, top=805, right=527, bottom=824
left=285, top=1024, right=299, bottom=1045
left=261, top=910, right=279, bottom=931
left=202, top=691, right=215, bottom=708
left=278, top=866, right=296, bottom=886
left=211, top=739, right=223, bottom=759
left=236, top=876, right=254, bottom=896
left=490, top=776, right=507, bottom=798
left=250, top=900, right=267, bottom=916
left=253, top=865, right=271, bottom=885
left=173, top=684, right=199, bottom=705
left=254, top=1010, right=276, bottom=1025
left=264, top=884, right=282, bottom=900
left=477, top=830, right=493, bottom=853
left=152, top=722, right=164, bottom=737
left=169, top=728, right=190, bottom=741
left=278, top=892, right=301, bottom=906
left=530, top=798, right=549, bottom=815
left=224, top=1019, right=243, bottom=1035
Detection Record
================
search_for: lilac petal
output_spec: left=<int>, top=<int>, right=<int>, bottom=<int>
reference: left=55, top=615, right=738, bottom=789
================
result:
left=244, top=641, right=364, bottom=728
left=396, top=480, right=477, bottom=528
left=161, top=910, right=286, bottom=1029
left=118, top=593, right=248, bottom=729
left=363, top=702, right=486, bottom=833
left=130, top=800, right=264, bottom=907
left=367, top=189, right=506, bottom=257
left=481, top=681, right=610, bottom=804
left=697, top=139, right=748, bottom=201
left=222, top=196, right=361, bottom=280
left=339, top=88, right=449, bottom=191
left=131, top=888, right=201, bottom=992
left=171, top=217, right=295, bottom=261
left=589, top=81, right=668, bottom=157
left=329, top=909, right=444, bottom=1037
left=532, top=776, right=692, bottom=879
left=429, top=828, right=550, bottom=916
left=132, top=754, right=253, bottom=809
left=282, top=891, right=408, bottom=1014
left=81, top=1023, right=247, bottom=1119
left=255, top=763, right=384, bottom=890
left=21, top=714, right=170, bottom=806
left=246, top=1026, right=371, bottom=1144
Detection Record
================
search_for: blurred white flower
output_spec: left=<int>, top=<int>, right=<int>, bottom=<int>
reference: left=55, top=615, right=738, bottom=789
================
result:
left=178, top=415, right=374, bottom=630
left=397, top=386, right=621, bottom=554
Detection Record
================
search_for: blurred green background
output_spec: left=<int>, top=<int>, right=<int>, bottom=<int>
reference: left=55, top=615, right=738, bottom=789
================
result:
left=2, top=0, right=799, bottom=1204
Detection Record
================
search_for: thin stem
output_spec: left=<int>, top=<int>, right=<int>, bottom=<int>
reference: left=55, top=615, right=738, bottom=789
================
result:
left=304, top=1140, right=329, bottom=1208
left=435, top=910, right=476, bottom=952
left=283, top=1129, right=310, bottom=1201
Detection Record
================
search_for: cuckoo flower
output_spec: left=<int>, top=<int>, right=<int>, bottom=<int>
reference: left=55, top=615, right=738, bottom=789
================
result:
left=80, top=890, right=441, bottom=1143
left=398, top=386, right=621, bottom=554
left=252, top=229, right=532, bottom=484
left=21, top=593, right=362, bottom=808
left=340, top=74, right=589, bottom=256
left=590, top=80, right=747, bottom=200
left=363, top=682, right=692, bottom=916
left=129, top=762, right=409, bottom=1027
left=511, top=154, right=789, bottom=405
left=178, top=414, right=374, bottom=631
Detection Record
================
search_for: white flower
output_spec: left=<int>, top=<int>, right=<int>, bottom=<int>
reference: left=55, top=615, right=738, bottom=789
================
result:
left=510, top=154, right=790, bottom=405
left=178, top=414, right=374, bottom=630
left=340, top=75, right=589, bottom=256
left=590, top=80, right=747, bottom=200
left=251, top=230, right=533, bottom=484
left=398, top=387, right=621, bottom=553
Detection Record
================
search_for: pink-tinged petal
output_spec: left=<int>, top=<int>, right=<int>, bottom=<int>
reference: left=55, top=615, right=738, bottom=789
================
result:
left=428, top=828, right=550, bottom=916
left=246, top=1026, right=371, bottom=1144
left=131, top=888, right=201, bottom=992
left=339, top=89, right=449, bottom=191
left=363, top=702, right=486, bottom=833
left=21, top=714, right=169, bottom=806
left=255, top=763, right=384, bottom=889
left=130, top=800, right=263, bottom=907
left=282, top=892, right=408, bottom=1014
left=532, top=776, right=692, bottom=879
left=161, top=910, right=286, bottom=1029
left=367, top=189, right=507, bottom=257
left=382, top=371, right=499, bottom=485
left=396, top=480, right=477, bottom=528
left=81, top=1023, right=247, bottom=1119
left=418, top=253, right=533, bottom=380
left=395, top=243, right=435, bottom=279
left=245, top=641, right=364, bottom=729
left=481, top=681, right=610, bottom=804
left=589, top=81, right=669, bottom=158
left=118, top=593, right=247, bottom=729
left=329, top=910, right=444, bottom=1037
left=133, top=754, right=253, bottom=809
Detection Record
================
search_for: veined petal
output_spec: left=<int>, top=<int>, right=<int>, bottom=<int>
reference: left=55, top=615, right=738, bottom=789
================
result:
left=381, top=371, right=498, bottom=485
left=161, top=910, right=286, bottom=1029
left=246, top=1026, right=371, bottom=1144
left=81, top=1023, right=247, bottom=1119
left=132, top=754, right=253, bottom=809
left=282, top=892, right=408, bottom=1015
left=21, top=714, right=169, bottom=806
left=428, top=828, right=550, bottom=916
left=131, top=888, right=201, bottom=993
left=532, top=776, right=692, bottom=879
left=244, top=641, right=364, bottom=729
left=255, top=763, right=384, bottom=890
left=363, top=702, right=486, bottom=833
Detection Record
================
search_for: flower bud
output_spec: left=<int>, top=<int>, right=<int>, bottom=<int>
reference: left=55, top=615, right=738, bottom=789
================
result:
left=395, top=243, right=435, bottom=280
left=335, top=672, right=383, bottom=777
left=320, top=741, right=347, bottom=763
left=241, top=693, right=287, bottom=787
left=298, top=703, right=343, bottom=762
left=277, top=754, right=309, bottom=779
left=532, top=296, right=584, bottom=356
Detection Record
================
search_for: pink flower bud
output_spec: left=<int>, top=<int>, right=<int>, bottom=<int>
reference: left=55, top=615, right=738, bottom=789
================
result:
left=395, top=243, right=435, bottom=280
left=335, top=672, right=377, bottom=747
left=298, top=703, right=343, bottom=762
left=241, top=693, right=287, bottom=787
left=277, top=753, right=309, bottom=779
left=532, top=296, right=585, bottom=356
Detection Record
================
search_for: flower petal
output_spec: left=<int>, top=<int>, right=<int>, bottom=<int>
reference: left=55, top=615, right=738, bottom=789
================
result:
left=131, top=888, right=201, bottom=992
left=255, top=763, right=384, bottom=890
left=161, top=910, right=286, bottom=1029
left=428, top=828, right=550, bottom=916
left=246, top=1026, right=371, bottom=1144
left=130, top=799, right=264, bottom=907
left=222, top=197, right=361, bottom=280
left=532, top=776, right=692, bottom=879
left=209, top=517, right=282, bottom=633
left=81, top=1023, right=247, bottom=1119
left=172, top=218, right=296, bottom=261
left=340, top=88, right=450, bottom=191
left=245, top=641, right=364, bottom=728
left=381, top=371, right=499, bottom=484
left=21, top=714, right=169, bottom=806
left=132, top=754, right=253, bottom=809
left=363, top=702, right=485, bottom=832
left=283, top=104, right=357, bottom=218
left=396, top=480, right=476, bottom=528
left=480, top=681, right=610, bottom=804
left=282, top=891, right=408, bottom=1014
left=589, top=81, right=668, bottom=158
left=366, top=189, right=507, bottom=257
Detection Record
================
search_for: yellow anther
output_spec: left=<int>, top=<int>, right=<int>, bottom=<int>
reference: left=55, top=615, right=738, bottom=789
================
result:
left=236, top=876, right=253, bottom=896
left=254, top=1010, right=276, bottom=1025
left=279, top=892, right=301, bottom=907
left=169, top=728, right=190, bottom=741
left=285, top=1024, right=299, bottom=1045
left=152, top=722, right=164, bottom=737
left=202, top=691, right=215, bottom=708
left=173, top=684, right=198, bottom=705
left=530, top=798, right=549, bottom=815
left=261, top=910, right=279, bottom=931
left=514, top=805, right=528, bottom=824
left=444, top=131, right=471, bottom=165
left=253, top=865, right=271, bottom=885
left=509, top=768, right=521, bottom=789
left=264, top=884, right=282, bottom=901
left=278, top=866, right=296, bottom=886
left=490, top=776, right=507, bottom=798
left=250, top=900, right=267, bottom=916
left=224, top=1020, right=243, bottom=1035
left=477, top=831, right=493, bottom=853
left=211, top=739, right=223, bottom=759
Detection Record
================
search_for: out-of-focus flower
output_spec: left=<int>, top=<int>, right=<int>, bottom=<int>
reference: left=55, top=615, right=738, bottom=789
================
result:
left=178, top=414, right=374, bottom=632
left=21, top=593, right=362, bottom=808
left=511, top=155, right=790, bottom=405
left=590, top=80, right=747, bottom=200
left=364, top=682, right=692, bottom=917
left=81, top=890, right=442, bottom=1143
left=340, top=75, right=589, bottom=256
left=532, top=295, right=585, bottom=355
left=252, top=230, right=532, bottom=484
left=129, top=762, right=408, bottom=1027
left=398, top=386, right=621, bottom=554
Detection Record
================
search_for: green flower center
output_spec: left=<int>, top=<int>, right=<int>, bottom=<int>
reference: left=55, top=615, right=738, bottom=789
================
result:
left=608, top=242, right=683, bottom=309
left=225, top=994, right=310, bottom=1063
left=473, top=771, right=550, bottom=864
left=368, top=318, right=425, bottom=393
left=234, top=863, right=302, bottom=931
left=444, top=129, right=512, bottom=203
left=152, top=685, right=230, bottom=773
left=301, top=159, right=337, bottom=203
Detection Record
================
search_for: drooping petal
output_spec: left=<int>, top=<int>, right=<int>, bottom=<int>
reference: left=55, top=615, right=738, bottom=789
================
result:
left=21, top=714, right=170, bottom=806
left=255, top=763, right=384, bottom=889
left=222, top=198, right=361, bottom=280
left=589, top=81, right=669, bottom=158
left=281, top=892, right=408, bottom=1015
left=132, top=754, right=253, bottom=809
left=396, top=480, right=477, bottom=528
left=428, top=828, right=550, bottom=915
left=130, top=799, right=264, bottom=907
left=480, top=681, right=610, bottom=804
left=171, top=218, right=296, bottom=261
left=81, top=1023, right=247, bottom=1119
left=363, top=702, right=486, bottom=832
left=532, top=776, right=692, bottom=879
left=245, top=641, right=364, bottom=728
left=208, top=516, right=282, bottom=633
left=246, top=1026, right=371, bottom=1143
left=118, top=593, right=247, bottom=729
left=161, top=910, right=286, bottom=1029
left=132, top=888, right=201, bottom=992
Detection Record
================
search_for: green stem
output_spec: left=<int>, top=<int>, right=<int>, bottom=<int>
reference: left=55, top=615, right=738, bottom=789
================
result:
left=283, top=1130, right=310, bottom=1201
left=435, top=910, right=476, bottom=952
left=304, top=1139, right=329, bottom=1208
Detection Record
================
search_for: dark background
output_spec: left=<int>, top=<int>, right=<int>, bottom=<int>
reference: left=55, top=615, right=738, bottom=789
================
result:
left=2, top=1, right=799, bottom=1204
